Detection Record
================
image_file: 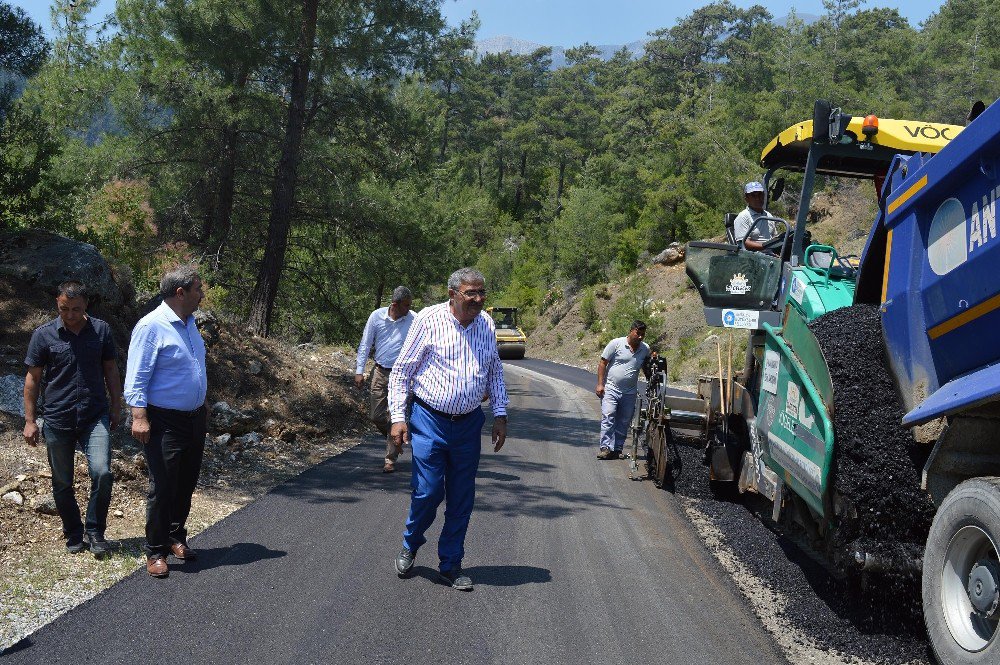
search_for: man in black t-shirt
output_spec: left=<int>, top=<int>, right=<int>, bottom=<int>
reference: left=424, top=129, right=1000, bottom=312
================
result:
left=23, top=281, right=122, bottom=558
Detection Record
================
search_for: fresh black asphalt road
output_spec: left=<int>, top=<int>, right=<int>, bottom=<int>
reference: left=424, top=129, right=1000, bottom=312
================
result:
left=3, top=361, right=784, bottom=665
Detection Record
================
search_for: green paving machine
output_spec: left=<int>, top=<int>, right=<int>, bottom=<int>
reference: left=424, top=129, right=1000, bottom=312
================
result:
left=673, top=100, right=1000, bottom=664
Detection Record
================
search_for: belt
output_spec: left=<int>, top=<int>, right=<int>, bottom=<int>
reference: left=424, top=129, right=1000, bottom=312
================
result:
left=413, top=395, right=477, bottom=422
left=148, top=404, right=205, bottom=419
left=374, top=363, right=392, bottom=372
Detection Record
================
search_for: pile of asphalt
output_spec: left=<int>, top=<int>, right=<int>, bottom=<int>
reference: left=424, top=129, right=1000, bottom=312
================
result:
left=668, top=439, right=932, bottom=664
left=809, top=304, right=936, bottom=555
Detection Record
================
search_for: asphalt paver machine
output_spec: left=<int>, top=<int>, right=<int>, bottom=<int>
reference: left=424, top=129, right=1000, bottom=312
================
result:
left=676, top=99, right=1000, bottom=663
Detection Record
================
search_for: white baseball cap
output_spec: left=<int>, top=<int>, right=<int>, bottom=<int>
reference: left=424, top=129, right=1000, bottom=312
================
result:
left=744, top=181, right=765, bottom=194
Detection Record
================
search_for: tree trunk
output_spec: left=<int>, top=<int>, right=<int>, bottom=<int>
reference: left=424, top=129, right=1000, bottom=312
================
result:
left=247, top=0, right=319, bottom=337
left=201, top=71, right=248, bottom=253
left=513, top=151, right=527, bottom=214
left=375, top=274, right=385, bottom=310
left=496, top=149, right=504, bottom=197
left=556, top=158, right=566, bottom=205
left=211, top=122, right=239, bottom=251
left=438, top=76, right=453, bottom=161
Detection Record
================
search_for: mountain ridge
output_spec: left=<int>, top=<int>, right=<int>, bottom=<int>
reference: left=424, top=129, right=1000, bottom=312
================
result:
left=472, top=13, right=820, bottom=68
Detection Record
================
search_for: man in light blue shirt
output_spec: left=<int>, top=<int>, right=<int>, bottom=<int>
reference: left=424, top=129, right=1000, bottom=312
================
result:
left=355, top=286, right=414, bottom=473
left=595, top=320, right=652, bottom=459
left=124, top=265, right=207, bottom=578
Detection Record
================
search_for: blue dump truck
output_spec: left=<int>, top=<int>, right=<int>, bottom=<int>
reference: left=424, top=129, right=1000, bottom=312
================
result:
left=673, top=99, right=1000, bottom=663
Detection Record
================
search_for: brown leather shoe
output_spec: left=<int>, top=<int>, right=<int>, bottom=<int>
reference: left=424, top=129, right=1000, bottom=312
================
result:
left=170, top=542, right=196, bottom=560
left=382, top=461, right=395, bottom=473
left=147, top=556, right=169, bottom=578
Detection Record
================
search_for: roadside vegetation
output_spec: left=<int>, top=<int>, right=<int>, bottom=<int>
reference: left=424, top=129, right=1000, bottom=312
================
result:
left=1, top=0, right=996, bottom=345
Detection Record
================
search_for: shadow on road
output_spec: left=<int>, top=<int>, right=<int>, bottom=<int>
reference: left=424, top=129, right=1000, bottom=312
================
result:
left=403, top=564, right=552, bottom=588
left=171, top=542, right=287, bottom=573
left=238, top=370, right=617, bottom=522
left=463, top=564, right=552, bottom=586
left=0, top=638, right=31, bottom=657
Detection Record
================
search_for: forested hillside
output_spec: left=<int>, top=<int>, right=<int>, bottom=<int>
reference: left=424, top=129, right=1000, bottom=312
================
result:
left=1, top=0, right=997, bottom=343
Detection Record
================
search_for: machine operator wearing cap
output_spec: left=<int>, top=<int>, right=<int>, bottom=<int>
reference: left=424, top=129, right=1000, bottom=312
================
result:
left=733, top=181, right=777, bottom=252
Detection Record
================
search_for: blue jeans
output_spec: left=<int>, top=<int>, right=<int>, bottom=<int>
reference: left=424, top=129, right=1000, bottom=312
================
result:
left=403, top=403, right=484, bottom=572
left=599, top=386, right=636, bottom=452
left=42, top=416, right=112, bottom=539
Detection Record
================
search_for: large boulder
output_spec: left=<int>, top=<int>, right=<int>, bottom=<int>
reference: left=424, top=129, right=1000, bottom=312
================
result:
left=0, top=230, right=129, bottom=308
left=0, top=230, right=139, bottom=344
left=652, top=242, right=686, bottom=266
left=0, top=374, right=24, bottom=417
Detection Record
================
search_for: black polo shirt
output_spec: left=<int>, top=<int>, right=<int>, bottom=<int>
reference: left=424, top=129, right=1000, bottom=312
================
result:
left=24, top=316, right=117, bottom=431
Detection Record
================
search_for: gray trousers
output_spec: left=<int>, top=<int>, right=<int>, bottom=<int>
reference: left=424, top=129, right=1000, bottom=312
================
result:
left=599, top=386, right=636, bottom=452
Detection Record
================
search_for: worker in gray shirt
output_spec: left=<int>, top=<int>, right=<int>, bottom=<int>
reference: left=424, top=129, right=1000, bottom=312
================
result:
left=595, top=320, right=651, bottom=460
left=733, top=181, right=777, bottom=252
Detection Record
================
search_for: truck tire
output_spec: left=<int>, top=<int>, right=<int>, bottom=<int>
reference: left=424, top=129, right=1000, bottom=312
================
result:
left=923, top=477, right=1000, bottom=664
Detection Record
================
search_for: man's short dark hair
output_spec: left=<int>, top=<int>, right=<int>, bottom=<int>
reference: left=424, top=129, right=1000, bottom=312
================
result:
left=57, top=281, right=89, bottom=301
left=391, top=286, right=412, bottom=303
left=160, top=265, right=201, bottom=299
left=630, top=320, right=647, bottom=332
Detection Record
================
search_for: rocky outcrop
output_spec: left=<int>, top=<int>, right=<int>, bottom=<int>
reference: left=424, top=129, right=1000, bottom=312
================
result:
left=653, top=242, right=685, bottom=266
left=652, top=242, right=686, bottom=266
left=0, top=230, right=129, bottom=308
left=0, top=374, right=24, bottom=418
left=0, top=230, right=139, bottom=344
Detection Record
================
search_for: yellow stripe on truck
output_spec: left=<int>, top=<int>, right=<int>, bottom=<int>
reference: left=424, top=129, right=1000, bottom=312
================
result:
left=882, top=228, right=893, bottom=304
left=929, top=292, right=1000, bottom=340
left=888, top=175, right=928, bottom=215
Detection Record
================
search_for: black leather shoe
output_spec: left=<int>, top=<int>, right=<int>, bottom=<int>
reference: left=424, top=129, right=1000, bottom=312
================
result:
left=66, top=535, right=86, bottom=554
left=395, top=547, right=415, bottom=577
left=86, top=533, right=111, bottom=559
left=438, top=568, right=473, bottom=591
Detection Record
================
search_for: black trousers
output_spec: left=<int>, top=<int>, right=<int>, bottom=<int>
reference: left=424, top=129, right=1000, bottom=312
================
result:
left=143, top=405, right=206, bottom=557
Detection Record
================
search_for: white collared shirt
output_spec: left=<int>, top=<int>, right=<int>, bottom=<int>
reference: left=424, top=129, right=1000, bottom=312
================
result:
left=355, top=306, right=415, bottom=374
left=124, top=301, right=207, bottom=410
left=387, top=302, right=508, bottom=422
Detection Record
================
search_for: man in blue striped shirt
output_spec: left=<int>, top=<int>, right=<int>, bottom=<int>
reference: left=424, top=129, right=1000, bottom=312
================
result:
left=388, top=268, right=509, bottom=591
left=355, top=286, right=414, bottom=473
left=124, top=265, right=207, bottom=578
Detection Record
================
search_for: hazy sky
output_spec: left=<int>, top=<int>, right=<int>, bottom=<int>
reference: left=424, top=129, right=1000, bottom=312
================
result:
left=16, top=0, right=946, bottom=46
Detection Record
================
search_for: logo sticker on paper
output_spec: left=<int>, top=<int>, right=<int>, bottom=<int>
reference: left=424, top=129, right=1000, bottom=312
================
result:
left=726, top=272, right=752, bottom=295
left=785, top=381, right=801, bottom=418
left=762, top=349, right=780, bottom=394
left=722, top=309, right=760, bottom=329
left=789, top=277, right=806, bottom=304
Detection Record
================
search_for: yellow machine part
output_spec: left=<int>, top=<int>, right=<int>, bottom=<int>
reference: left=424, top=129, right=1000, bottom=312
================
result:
left=761, top=117, right=962, bottom=173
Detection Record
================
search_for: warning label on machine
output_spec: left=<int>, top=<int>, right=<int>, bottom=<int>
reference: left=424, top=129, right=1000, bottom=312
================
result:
left=762, top=350, right=780, bottom=393
left=785, top=382, right=801, bottom=418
